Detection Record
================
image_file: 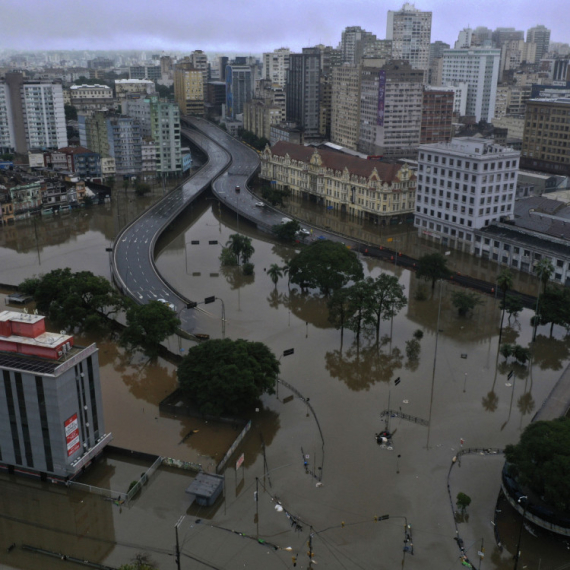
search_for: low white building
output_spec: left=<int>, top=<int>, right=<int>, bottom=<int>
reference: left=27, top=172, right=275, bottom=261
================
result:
left=115, top=79, right=156, bottom=101
left=414, top=137, right=520, bottom=252
left=101, top=157, right=116, bottom=177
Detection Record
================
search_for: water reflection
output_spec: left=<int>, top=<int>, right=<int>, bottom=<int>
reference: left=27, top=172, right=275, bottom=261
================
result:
left=532, top=334, right=570, bottom=371
left=325, top=341, right=403, bottom=391
left=221, top=264, right=255, bottom=290
left=265, top=288, right=332, bottom=329
left=482, top=390, right=499, bottom=412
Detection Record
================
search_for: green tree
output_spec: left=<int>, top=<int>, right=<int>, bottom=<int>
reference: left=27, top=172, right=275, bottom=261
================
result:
left=505, top=417, right=570, bottom=512
left=219, top=247, right=238, bottom=266
left=119, top=552, right=158, bottom=569
left=501, top=294, right=524, bottom=324
left=272, top=220, right=300, bottom=242
left=225, top=234, right=255, bottom=265
left=456, top=492, right=472, bottom=513
left=267, top=263, right=283, bottom=288
left=451, top=290, right=482, bottom=316
left=345, top=281, right=370, bottom=343
left=534, top=258, right=554, bottom=294
left=327, top=288, right=355, bottom=341
left=500, top=343, right=514, bottom=360
left=416, top=253, right=453, bottom=290
left=535, top=288, right=570, bottom=337
left=120, top=301, right=180, bottom=358
left=288, top=240, right=364, bottom=296
left=134, top=182, right=152, bottom=196
left=361, top=274, right=407, bottom=343
left=497, top=268, right=514, bottom=344
left=64, top=104, right=78, bottom=121
left=177, top=339, right=280, bottom=416
left=513, top=344, right=531, bottom=365
left=19, top=269, right=124, bottom=333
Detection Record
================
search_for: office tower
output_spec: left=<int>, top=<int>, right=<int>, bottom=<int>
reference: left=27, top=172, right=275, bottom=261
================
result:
left=0, top=310, right=110, bottom=480
left=286, top=48, right=322, bottom=139
left=414, top=138, right=520, bottom=251
left=420, top=87, right=454, bottom=144
left=521, top=97, right=570, bottom=175
left=492, top=27, right=524, bottom=48
left=526, top=25, right=551, bottom=63
left=387, top=3, right=432, bottom=77
left=442, top=48, right=501, bottom=122
left=174, top=59, right=205, bottom=116
left=472, top=27, right=493, bottom=47
left=225, top=64, right=253, bottom=118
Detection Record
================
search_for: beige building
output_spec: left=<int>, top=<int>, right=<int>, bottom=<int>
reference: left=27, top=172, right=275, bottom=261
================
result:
left=174, top=59, right=205, bottom=116
left=330, top=65, right=361, bottom=150
left=261, top=141, right=416, bottom=221
left=263, top=48, right=290, bottom=87
left=115, top=79, right=156, bottom=102
left=243, top=80, right=286, bottom=140
left=70, top=84, right=114, bottom=111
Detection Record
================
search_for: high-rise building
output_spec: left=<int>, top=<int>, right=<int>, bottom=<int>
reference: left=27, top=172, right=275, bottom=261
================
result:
left=420, top=87, right=454, bottom=144
left=338, top=26, right=389, bottom=65
left=263, top=48, right=290, bottom=87
left=492, top=27, right=524, bottom=48
left=330, top=65, right=361, bottom=149
left=189, top=50, right=210, bottom=84
left=442, top=48, right=501, bottom=122
left=174, top=59, right=205, bottom=116
left=455, top=28, right=473, bottom=49
left=243, top=80, right=286, bottom=140
left=79, top=112, right=142, bottom=176
left=0, top=72, right=67, bottom=153
left=500, top=41, right=537, bottom=80
left=286, top=48, right=322, bottom=139
left=428, top=41, right=450, bottom=85
left=149, top=97, right=182, bottom=174
left=414, top=137, right=520, bottom=252
left=472, top=27, right=493, bottom=47
left=521, top=97, right=570, bottom=176
left=526, top=25, right=551, bottom=63
left=358, top=60, right=424, bottom=158
left=387, top=3, right=432, bottom=77
left=0, top=310, right=111, bottom=480
left=225, top=65, right=253, bottom=118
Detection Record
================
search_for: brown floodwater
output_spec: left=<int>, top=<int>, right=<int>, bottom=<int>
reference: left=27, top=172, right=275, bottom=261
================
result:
left=1, top=188, right=569, bottom=570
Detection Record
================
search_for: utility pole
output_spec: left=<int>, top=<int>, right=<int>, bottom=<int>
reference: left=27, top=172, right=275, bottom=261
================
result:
left=175, top=515, right=185, bottom=570
left=308, top=526, right=314, bottom=569
left=255, top=477, right=259, bottom=538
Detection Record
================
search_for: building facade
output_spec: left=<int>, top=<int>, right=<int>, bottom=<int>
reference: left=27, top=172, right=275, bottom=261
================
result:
left=261, top=141, right=416, bottom=222
left=521, top=97, right=570, bottom=176
left=414, top=137, right=520, bottom=252
left=0, top=311, right=111, bottom=480
left=420, top=87, right=454, bottom=144
left=441, top=48, right=501, bottom=122
left=387, top=3, right=432, bottom=78
left=69, top=84, right=114, bottom=111
left=174, top=60, right=205, bottom=116
left=263, top=48, right=290, bottom=87
left=115, top=79, right=156, bottom=102
left=150, top=97, right=182, bottom=174
left=0, top=73, right=67, bottom=153
left=286, top=48, right=322, bottom=139
left=330, top=65, right=361, bottom=150
left=225, top=65, right=253, bottom=118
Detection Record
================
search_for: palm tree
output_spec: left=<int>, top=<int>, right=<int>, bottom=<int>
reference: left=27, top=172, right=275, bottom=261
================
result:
left=225, top=234, right=255, bottom=265
left=533, top=258, right=554, bottom=340
left=267, top=264, right=283, bottom=288
left=281, top=261, right=291, bottom=288
left=497, top=269, right=513, bottom=345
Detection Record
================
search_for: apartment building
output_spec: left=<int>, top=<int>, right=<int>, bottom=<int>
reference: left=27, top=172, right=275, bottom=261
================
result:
left=0, top=310, right=110, bottom=480
left=69, top=84, right=114, bottom=111
left=115, top=79, right=156, bottom=102
left=521, top=97, right=570, bottom=176
left=149, top=97, right=182, bottom=174
left=387, top=3, right=432, bottom=79
left=526, top=25, right=551, bottom=63
left=0, top=72, right=67, bottom=153
left=330, top=65, right=361, bottom=149
left=129, top=65, right=161, bottom=81
left=414, top=137, right=520, bottom=252
left=263, top=48, right=290, bottom=87
left=261, top=141, right=416, bottom=222
left=442, top=48, right=501, bottom=122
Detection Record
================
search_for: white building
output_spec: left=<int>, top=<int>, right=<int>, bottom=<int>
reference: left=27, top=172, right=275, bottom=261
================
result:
left=387, top=3, right=432, bottom=78
left=263, top=48, right=290, bottom=87
left=448, top=82, right=468, bottom=116
left=454, top=28, right=473, bottom=49
left=442, top=48, right=500, bottom=122
left=414, top=137, right=520, bottom=252
left=115, top=79, right=156, bottom=101
left=70, top=84, right=114, bottom=111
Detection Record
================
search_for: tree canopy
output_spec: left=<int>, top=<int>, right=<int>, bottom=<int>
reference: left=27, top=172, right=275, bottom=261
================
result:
left=415, top=253, right=453, bottom=290
left=120, top=301, right=180, bottom=358
left=225, top=234, right=254, bottom=265
left=177, top=339, right=280, bottom=416
left=288, top=240, right=364, bottom=295
left=451, top=290, right=482, bottom=316
left=19, top=268, right=124, bottom=333
left=272, top=220, right=301, bottom=242
left=505, top=417, right=570, bottom=513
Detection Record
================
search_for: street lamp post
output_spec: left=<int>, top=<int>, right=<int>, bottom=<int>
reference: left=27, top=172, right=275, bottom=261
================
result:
left=175, top=515, right=185, bottom=570
left=513, top=496, right=528, bottom=570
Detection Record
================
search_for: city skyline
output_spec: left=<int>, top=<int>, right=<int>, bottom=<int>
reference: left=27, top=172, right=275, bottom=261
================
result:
left=0, top=0, right=567, bottom=54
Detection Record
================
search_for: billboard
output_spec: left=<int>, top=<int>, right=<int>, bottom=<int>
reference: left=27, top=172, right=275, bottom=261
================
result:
left=377, top=70, right=386, bottom=127
left=64, top=414, right=81, bottom=457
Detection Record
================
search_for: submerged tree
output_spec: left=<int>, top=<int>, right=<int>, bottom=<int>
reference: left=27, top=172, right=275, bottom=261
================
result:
left=416, top=253, right=453, bottom=290
left=451, top=290, right=482, bottom=316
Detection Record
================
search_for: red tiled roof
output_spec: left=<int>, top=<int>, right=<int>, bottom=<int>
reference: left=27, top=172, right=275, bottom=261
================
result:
left=56, top=146, right=94, bottom=155
left=269, top=141, right=413, bottom=183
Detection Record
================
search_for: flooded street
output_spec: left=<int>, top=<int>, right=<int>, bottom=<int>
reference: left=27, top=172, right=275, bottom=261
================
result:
left=1, top=189, right=570, bottom=569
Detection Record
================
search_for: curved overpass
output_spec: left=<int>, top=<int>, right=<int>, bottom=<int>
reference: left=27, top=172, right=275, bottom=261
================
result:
left=111, top=120, right=232, bottom=332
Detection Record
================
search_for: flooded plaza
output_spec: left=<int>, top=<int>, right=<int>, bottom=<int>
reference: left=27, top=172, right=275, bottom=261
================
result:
left=1, top=187, right=569, bottom=570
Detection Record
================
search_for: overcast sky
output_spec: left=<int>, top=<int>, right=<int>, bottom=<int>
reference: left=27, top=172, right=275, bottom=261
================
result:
left=1, top=0, right=567, bottom=54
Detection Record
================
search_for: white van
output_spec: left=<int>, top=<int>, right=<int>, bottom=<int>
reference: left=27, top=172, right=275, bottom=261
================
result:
left=281, top=217, right=293, bottom=224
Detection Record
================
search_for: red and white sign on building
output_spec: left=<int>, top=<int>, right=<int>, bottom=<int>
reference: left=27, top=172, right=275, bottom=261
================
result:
left=64, top=414, right=81, bottom=457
